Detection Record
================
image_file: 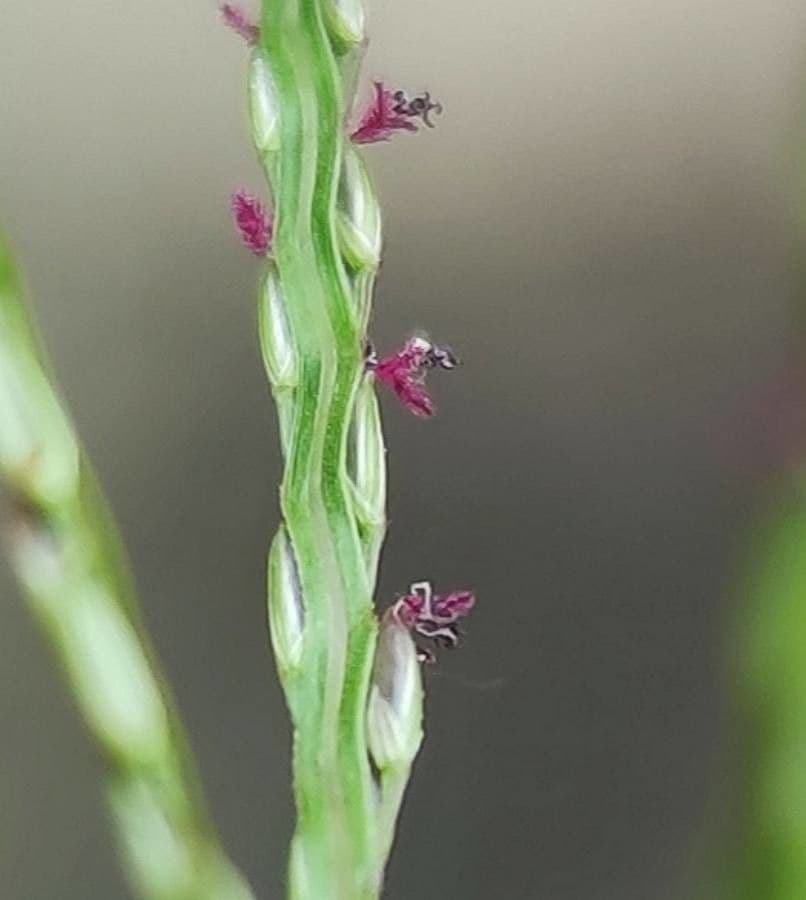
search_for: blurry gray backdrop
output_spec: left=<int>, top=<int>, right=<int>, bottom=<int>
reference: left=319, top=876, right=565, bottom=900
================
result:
left=1, top=1, right=803, bottom=897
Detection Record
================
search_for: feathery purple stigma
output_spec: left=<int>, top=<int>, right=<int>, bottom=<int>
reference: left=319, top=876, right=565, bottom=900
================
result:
left=351, top=82, right=442, bottom=145
left=368, top=335, right=457, bottom=417
left=220, top=3, right=259, bottom=44
left=392, top=581, right=476, bottom=663
left=231, top=190, right=273, bottom=257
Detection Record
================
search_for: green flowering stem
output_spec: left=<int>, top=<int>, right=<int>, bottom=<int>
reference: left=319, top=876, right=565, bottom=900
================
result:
left=0, top=233, right=255, bottom=900
left=248, top=1, right=424, bottom=897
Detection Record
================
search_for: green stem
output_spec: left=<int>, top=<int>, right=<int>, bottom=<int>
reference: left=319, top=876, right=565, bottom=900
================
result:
left=0, top=236, right=255, bottom=900
left=253, top=0, right=423, bottom=895
left=258, top=1, right=377, bottom=896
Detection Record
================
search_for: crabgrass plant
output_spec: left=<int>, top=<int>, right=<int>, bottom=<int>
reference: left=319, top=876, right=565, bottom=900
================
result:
left=223, top=1, right=475, bottom=896
left=0, top=2, right=475, bottom=897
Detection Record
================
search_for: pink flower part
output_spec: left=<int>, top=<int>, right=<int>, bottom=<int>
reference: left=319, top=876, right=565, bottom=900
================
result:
left=231, top=189, right=273, bottom=257
left=392, top=581, right=476, bottom=661
left=220, top=3, right=259, bottom=44
left=350, top=82, right=442, bottom=145
left=369, top=335, right=458, bottom=418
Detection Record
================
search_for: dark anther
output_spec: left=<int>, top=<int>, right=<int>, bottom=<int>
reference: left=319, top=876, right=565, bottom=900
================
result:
left=419, top=343, right=458, bottom=371
left=364, top=340, right=378, bottom=370
left=391, top=90, right=443, bottom=128
left=413, top=620, right=460, bottom=648
left=431, top=344, right=459, bottom=370
left=414, top=92, right=443, bottom=128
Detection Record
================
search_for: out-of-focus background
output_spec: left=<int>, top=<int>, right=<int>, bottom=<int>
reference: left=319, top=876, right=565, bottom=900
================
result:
left=1, top=1, right=804, bottom=898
